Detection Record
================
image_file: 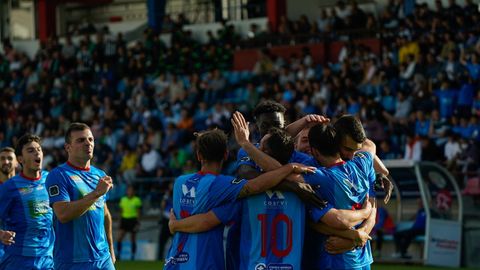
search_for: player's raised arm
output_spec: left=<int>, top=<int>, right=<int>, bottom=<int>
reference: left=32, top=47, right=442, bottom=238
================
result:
left=232, top=111, right=283, bottom=172
left=232, top=111, right=305, bottom=182
left=286, top=114, right=330, bottom=138
left=237, top=163, right=315, bottom=198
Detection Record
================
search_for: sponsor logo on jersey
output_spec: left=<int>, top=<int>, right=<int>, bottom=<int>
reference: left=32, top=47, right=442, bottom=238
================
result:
left=18, top=187, right=33, bottom=195
left=264, top=190, right=287, bottom=209
left=267, top=263, right=293, bottom=270
left=181, top=184, right=196, bottom=206
left=166, top=252, right=190, bottom=265
left=70, top=175, right=82, bottom=182
left=182, top=185, right=196, bottom=198
left=29, top=200, right=50, bottom=217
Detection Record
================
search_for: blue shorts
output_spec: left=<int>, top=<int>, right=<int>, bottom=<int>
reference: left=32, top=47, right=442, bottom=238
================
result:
left=54, top=256, right=115, bottom=270
left=0, top=253, right=54, bottom=270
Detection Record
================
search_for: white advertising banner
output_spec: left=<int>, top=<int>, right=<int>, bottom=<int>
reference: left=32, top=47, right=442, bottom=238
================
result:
left=426, top=218, right=462, bottom=267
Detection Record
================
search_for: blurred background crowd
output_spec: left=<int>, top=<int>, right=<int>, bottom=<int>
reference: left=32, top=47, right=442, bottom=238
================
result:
left=0, top=0, right=479, bottom=204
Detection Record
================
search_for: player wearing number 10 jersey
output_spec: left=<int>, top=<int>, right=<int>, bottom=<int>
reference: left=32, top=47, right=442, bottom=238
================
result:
left=164, top=129, right=314, bottom=270
left=234, top=128, right=310, bottom=270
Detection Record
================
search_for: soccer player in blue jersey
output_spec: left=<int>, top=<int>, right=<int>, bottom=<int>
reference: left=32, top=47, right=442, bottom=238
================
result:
left=0, top=134, right=54, bottom=269
left=46, top=123, right=115, bottom=270
left=164, top=129, right=315, bottom=270
left=303, top=124, right=378, bottom=270
left=0, top=147, right=17, bottom=183
left=288, top=115, right=392, bottom=203
left=0, top=147, right=18, bottom=260
left=169, top=113, right=372, bottom=270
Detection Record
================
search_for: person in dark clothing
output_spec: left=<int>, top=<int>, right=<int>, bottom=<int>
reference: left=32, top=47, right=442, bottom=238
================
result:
left=393, top=204, right=426, bottom=259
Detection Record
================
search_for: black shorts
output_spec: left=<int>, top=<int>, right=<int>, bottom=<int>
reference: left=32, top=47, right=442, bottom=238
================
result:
left=120, top=218, right=139, bottom=232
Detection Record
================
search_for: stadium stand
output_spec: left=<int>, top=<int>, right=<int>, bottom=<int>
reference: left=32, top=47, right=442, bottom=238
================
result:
left=0, top=0, right=479, bottom=208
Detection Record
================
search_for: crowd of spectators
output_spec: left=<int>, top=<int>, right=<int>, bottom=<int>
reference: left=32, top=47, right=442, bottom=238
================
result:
left=0, top=0, right=479, bottom=203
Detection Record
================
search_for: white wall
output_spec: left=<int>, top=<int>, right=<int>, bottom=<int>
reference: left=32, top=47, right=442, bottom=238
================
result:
left=11, top=40, right=40, bottom=58
left=183, top=17, right=268, bottom=44
left=286, top=0, right=472, bottom=22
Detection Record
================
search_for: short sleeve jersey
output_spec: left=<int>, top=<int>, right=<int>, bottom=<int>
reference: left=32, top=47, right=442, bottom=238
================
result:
left=0, top=172, right=54, bottom=257
left=45, top=162, right=110, bottom=264
left=119, top=196, right=142, bottom=219
left=303, top=152, right=376, bottom=269
left=230, top=147, right=310, bottom=270
left=164, top=172, right=247, bottom=270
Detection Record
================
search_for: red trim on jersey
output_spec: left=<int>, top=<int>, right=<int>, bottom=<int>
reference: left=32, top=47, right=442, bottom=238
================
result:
left=198, top=170, right=219, bottom=176
left=67, top=161, right=90, bottom=171
left=20, top=172, right=41, bottom=181
left=326, top=161, right=346, bottom=168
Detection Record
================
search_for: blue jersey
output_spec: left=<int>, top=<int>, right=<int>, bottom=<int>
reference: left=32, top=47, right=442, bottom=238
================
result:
left=0, top=172, right=54, bottom=257
left=164, top=172, right=247, bottom=270
left=303, top=152, right=376, bottom=270
left=231, top=148, right=309, bottom=270
left=45, top=163, right=110, bottom=264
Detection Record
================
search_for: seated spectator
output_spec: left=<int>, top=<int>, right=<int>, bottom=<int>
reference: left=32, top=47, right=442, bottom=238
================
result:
left=393, top=201, right=426, bottom=259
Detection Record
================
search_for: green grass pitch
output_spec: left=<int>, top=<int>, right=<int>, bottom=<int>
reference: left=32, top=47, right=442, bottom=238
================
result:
left=114, top=261, right=474, bottom=270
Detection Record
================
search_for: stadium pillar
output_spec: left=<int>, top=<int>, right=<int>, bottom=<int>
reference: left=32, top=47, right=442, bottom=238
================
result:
left=266, top=0, right=286, bottom=32
left=147, top=0, right=167, bottom=33
left=37, top=0, right=57, bottom=40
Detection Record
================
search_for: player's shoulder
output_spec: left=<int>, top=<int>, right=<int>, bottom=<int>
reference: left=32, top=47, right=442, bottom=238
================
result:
left=290, top=150, right=312, bottom=163
left=350, top=151, right=374, bottom=168
left=41, top=170, right=49, bottom=179
left=303, top=166, right=329, bottom=184
left=217, top=174, right=235, bottom=182
left=353, top=151, right=373, bottom=160
left=0, top=176, right=18, bottom=189
left=89, top=165, right=106, bottom=177
left=173, top=173, right=196, bottom=188
left=176, top=173, right=196, bottom=182
left=48, top=163, right=68, bottom=176
left=214, top=174, right=245, bottom=186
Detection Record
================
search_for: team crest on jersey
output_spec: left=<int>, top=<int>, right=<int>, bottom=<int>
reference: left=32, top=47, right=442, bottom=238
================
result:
left=49, top=185, right=59, bottom=196
left=18, top=187, right=33, bottom=195
left=255, top=263, right=266, bottom=270
left=264, top=190, right=287, bottom=209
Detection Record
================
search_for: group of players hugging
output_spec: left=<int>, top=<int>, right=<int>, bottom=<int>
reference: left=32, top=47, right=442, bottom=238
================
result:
left=165, top=100, right=393, bottom=270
